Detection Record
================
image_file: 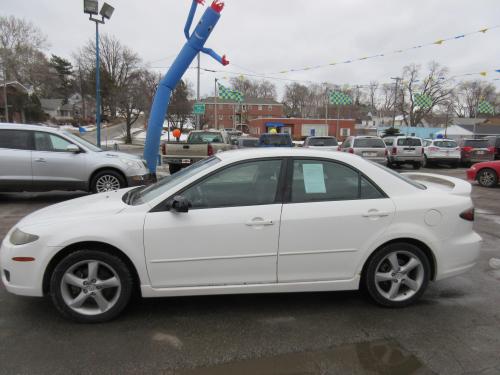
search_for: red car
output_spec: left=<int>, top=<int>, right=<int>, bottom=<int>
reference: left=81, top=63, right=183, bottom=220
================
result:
left=467, top=160, right=500, bottom=187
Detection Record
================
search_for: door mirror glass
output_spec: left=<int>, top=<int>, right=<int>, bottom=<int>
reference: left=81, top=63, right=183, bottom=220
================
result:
left=169, top=195, right=190, bottom=213
left=66, top=144, right=80, bottom=153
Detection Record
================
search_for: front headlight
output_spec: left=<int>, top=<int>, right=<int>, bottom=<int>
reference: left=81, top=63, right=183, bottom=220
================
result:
left=10, top=228, right=39, bottom=246
left=120, top=158, right=145, bottom=170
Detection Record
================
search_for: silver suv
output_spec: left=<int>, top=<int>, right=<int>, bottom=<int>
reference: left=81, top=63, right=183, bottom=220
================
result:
left=339, top=136, right=387, bottom=163
left=0, top=123, right=153, bottom=193
left=383, top=136, right=423, bottom=169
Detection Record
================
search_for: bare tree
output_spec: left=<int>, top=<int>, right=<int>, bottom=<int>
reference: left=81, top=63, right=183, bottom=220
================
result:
left=398, top=62, right=453, bottom=127
left=453, top=80, right=496, bottom=118
left=283, top=83, right=309, bottom=117
left=367, top=81, right=379, bottom=113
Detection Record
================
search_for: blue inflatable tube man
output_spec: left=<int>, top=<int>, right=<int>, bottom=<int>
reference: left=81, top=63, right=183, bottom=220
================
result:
left=144, top=0, right=229, bottom=173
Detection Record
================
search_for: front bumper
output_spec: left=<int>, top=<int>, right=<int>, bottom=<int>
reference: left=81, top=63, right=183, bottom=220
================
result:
left=0, top=237, right=47, bottom=297
left=127, top=173, right=157, bottom=187
left=466, top=168, right=477, bottom=181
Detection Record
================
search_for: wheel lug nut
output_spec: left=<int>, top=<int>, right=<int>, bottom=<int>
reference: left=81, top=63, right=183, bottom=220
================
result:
left=83, top=281, right=88, bottom=285
left=83, top=289, right=88, bottom=293
left=91, top=279, right=96, bottom=283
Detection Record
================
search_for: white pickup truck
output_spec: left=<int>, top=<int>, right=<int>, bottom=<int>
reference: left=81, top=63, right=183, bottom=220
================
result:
left=161, top=130, right=233, bottom=174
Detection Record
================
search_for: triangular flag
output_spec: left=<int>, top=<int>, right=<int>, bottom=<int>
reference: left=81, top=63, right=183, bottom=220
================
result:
left=479, top=28, right=488, bottom=33
left=479, top=72, right=487, bottom=77
left=434, top=39, right=444, bottom=45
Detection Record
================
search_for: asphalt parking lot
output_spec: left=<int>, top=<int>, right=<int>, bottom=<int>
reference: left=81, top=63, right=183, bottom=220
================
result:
left=0, top=167, right=499, bottom=375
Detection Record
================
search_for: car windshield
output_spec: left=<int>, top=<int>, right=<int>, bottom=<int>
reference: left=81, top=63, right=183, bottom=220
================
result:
left=463, top=140, right=488, bottom=148
left=369, top=161, right=427, bottom=190
left=129, top=156, right=221, bottom=205
left=354, top=138, right=386, bottom=148
left=434, top=141, right=457, bottom=148
left=189, top=132, right=223, bottom=143
left=397, top=138, right=421, bottom=146
left=308, top=137, right=338, bottom=146
left=260, top=134, right=292, bottom=146
left=62, top=131, right=102, bottom=152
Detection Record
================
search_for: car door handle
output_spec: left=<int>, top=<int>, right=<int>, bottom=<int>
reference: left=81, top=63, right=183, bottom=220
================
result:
left=246, top=218, right=274, bottom=226
left=363, top=211, right=390, bottom=218
left=34, top=158, right=46, bottom=163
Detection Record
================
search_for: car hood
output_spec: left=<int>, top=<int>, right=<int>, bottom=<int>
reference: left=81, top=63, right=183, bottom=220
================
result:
left=17, top=189, right=133, bottom=229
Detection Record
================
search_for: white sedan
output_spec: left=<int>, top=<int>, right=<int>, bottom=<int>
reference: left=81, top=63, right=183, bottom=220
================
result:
left=0, top=148, right=481, bottom=323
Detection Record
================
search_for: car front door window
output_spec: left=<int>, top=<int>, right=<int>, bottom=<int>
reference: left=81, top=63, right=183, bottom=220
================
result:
left=34, top=132, right=73, bottom=152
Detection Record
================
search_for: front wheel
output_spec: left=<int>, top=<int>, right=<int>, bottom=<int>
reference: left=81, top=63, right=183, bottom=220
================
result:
left=50, top=250, right=133, bottom=323
left=477, top=168, right=498, bottom=188
left=412, top=162, right=421, bottom=170
left=91, top=170, right=126, bottom=193
left=363, top=243, right=430, bottom=307
left=169, top=164, right=182, bottom=174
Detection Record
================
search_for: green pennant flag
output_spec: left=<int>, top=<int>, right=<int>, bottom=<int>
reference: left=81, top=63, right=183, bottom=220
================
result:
left=477, top=100, right=495, bottom=115
left=329, top=91, right=352, bottom=105
left=413, top=93, right=432, bottom=109
left=218, top=84, right=244, bottom=102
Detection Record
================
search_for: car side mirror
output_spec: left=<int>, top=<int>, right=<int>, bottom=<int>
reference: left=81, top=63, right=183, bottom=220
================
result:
left=66, top=144, right=80, bottom=153
left=169, top=195, right=190, bottom=213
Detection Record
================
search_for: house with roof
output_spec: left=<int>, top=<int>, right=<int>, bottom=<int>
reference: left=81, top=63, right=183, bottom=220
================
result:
left=40, top=95, right=86, bottom=124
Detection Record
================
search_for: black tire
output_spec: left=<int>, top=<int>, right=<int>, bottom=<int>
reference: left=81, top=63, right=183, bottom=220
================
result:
left=477, top=168, right=498, bottom=188
left=412, top=162, right=421, bottom=170
left=90, top=169, right=126, bottom=194
left=49, top=250, right=133, bottom=323
left=422, top=155, right=429, bottom=168
left=451, top=162, right=459, bottom=169
left=363, top=242, right=430, bottom=308
left=169, top=164, right=181, bottom=174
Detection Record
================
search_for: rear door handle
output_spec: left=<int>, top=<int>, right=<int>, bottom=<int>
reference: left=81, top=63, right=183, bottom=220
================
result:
left=35, top=158, right=46, bottom=163
left=246, top=218, right=274, bottom=226
left=363, top=210, right=390, bottom=218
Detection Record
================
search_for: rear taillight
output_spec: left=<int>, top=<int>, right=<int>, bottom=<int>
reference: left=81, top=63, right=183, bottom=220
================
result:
left=488, top=147, right=495, bottom=154
left=207, top=143, right=214, bottom=156
left=392, top=147, right=397, bottom=155
left=348, top=148, right=354, bottom=154
left=429, top=146, right=439, bottom=152
left=385, top=149, right=388, bottom=156
left=459, top=208, right=475, bottom=221
left=462, top=146, right=473, bottom=153
left=162, top=143, right=166, bottom=155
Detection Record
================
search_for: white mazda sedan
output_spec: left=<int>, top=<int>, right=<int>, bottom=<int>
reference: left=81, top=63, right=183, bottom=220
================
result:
left=1, top=148, right=481, bottom=322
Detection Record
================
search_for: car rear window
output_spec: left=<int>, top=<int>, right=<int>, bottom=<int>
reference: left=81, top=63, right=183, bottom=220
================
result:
left=463, top=140, right=488, bottom=148
left=308, top=137, right=338, bottom=146
left=259, top=134, right=292, bottom=146
left=242, top=139, right=258, bottom=147
left=189, top=132, right=223, bottom=143
left=397, top=138, right=422, bottom=146
left=434, top=141, right=457, bottom=148
left=353, top=138, right=386, bottom=148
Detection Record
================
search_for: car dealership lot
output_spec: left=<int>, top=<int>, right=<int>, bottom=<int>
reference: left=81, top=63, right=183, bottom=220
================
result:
left=0, top=167, right=499, bottom=374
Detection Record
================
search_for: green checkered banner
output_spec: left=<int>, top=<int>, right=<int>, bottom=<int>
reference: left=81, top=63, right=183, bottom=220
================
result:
left=329, top=91, right=352, bottom=105
left=413, top=93, right=433, bottom=109
left=218, top=84, right=244, bottom=102
left=477, top=100, right=495, bottom=115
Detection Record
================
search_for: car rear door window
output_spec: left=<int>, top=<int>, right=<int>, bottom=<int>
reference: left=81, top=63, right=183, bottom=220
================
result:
left=290, top=159, right=384, bottom=203
left=0, top=129, right=32, bottom=150
left=182, top=159, right=283, bottom=209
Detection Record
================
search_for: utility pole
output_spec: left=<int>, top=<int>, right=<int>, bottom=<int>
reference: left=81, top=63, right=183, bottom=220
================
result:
left=214, top=78, right=218, bottom=129
left=391, top=77, right=401, bottom=129
left=2, top=64, right=8, bottom=123
left=196, top=53, right=200, bottom=130
left=325, top=85, right=329, bottom=127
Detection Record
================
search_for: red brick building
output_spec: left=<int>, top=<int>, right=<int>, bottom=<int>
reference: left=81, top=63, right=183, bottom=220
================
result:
left=201, top=97, right=283, bottom=131
left=248, top=117, right=356, bottom=141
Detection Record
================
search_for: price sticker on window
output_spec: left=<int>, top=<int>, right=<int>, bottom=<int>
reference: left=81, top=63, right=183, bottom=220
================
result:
left=302, top=164, right=326, bottom=194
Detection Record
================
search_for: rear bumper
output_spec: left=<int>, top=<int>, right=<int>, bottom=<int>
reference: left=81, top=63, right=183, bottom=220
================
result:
left=389, top=155, right=424, bottom=163
left=365, top=157, right=387, bottom=164
left=426, top=156, right=460, bottom=163
left=127, top=173, right=157, bottom=187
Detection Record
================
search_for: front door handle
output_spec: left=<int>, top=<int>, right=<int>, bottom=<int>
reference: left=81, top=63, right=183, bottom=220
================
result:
left=34, top=158, right=46, bottom=163
left=246, top=218, right=274, bottom=226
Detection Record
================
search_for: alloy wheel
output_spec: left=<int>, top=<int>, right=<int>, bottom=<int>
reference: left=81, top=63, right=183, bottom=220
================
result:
left=478, top=170, right=496, bottom=187
left=60, top=260, right=121, bottom=316
left=95, top=175, right=121, bottom=192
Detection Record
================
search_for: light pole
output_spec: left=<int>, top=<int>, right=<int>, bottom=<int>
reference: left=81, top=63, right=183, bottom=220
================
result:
left=83, top=0, right=114, bottom=148
left=390, top=77, right=401, bottom=129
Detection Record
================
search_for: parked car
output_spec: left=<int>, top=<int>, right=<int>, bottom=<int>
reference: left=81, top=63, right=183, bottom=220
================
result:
left=161, top=130, right=232, bottom=174
left=1, top=148, right=481, bottom=322
left=303, top=136, right=339, bottom=151
left=422, top=138, right=460, bottom=168
left=0, top=123, right=153, bottom=193
left=485, top=136, right=500, bottom=160
left=340, top=136, right=387, bottom=164
left=235, top=137, right=259, bottom=148
left=459, top=139, right=494, bottom=166
left=384, top=136, right=423, bottom=169
left=466, top=160, right=500, bottom=187
left=258, top=133, right=293, bottom=147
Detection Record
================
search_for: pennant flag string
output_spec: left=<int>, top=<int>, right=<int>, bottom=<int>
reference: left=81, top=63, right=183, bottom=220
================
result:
left=266, top=24, right=500, bottom=75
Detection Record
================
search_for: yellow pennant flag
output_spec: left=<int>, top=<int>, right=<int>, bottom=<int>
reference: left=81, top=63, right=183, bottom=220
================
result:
left=329, top=62, right=337, bottom=66
left=479, top=72, right=487, bottom=76
left=434, top=39, right=444, bottom=45
left=479, top=28, right=488, bottom=33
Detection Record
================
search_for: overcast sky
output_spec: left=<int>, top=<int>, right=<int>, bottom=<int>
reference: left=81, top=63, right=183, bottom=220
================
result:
left=3, top=0, right=500, bottom=99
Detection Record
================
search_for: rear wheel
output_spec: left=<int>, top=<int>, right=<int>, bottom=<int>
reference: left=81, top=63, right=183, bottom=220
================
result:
left=363, top=243, right=430, bottom=307
left=477, top=168, right=498, bottom=188
left=169, top=164, right=181, bottom=174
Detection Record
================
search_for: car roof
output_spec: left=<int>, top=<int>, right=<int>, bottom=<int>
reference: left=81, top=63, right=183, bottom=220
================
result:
left=0, top=123, right=62, bottom=133
left=216, top=147, right=361, bottom=163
